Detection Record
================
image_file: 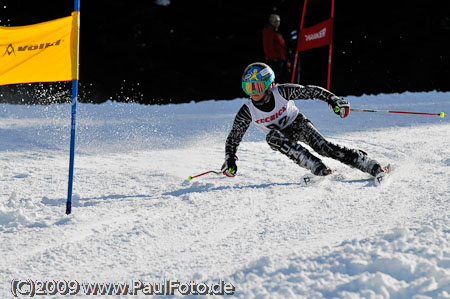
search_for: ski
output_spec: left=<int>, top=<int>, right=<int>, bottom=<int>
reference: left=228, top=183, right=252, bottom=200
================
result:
left=299, top=173, right=326, bottom=187
left=298, top=172, right=343, bottom=187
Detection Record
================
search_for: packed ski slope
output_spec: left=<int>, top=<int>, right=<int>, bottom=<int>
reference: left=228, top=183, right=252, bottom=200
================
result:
left=1, top=91, right=449, bottom=298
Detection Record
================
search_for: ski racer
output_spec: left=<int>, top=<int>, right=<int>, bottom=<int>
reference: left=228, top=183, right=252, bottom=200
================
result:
left=221, top=62, right=387, bottom=179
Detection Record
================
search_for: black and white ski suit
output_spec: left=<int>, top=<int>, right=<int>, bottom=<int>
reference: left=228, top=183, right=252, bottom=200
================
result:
left=225, top=83, right=382, bottom=176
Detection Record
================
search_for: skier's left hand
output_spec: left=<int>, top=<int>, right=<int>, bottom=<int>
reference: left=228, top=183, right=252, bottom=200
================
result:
left=328, top=96, right=350, bottom=118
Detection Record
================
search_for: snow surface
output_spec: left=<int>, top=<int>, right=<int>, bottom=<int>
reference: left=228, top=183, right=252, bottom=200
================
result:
left=1, top=91, right=449, bottom=298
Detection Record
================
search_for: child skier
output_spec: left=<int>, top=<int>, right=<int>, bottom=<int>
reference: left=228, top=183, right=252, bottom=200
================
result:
left=221, top=62, right=387, bottom=181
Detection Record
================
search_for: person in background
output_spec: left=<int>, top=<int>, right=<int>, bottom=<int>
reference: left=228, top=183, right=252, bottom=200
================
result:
left=262, top=14, right=291, bottom=82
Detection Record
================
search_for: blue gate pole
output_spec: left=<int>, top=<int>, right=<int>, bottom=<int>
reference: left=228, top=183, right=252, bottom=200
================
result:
left=66, top=80, right=78, bottom=215
left=66, top=0, right=80, bottom=215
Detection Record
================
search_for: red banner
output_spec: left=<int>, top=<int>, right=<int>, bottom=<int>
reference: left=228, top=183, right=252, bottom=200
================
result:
left=298, top=18, right=333, bottom=52
left=291, top=0, right=335, bottom=89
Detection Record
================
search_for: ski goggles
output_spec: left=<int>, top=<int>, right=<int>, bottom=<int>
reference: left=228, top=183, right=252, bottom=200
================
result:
left=242, top=80, right=271, bottom=95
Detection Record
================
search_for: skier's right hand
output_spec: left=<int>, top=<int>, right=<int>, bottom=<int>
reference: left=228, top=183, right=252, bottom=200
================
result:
left=221, top=154, right=237, bottom=177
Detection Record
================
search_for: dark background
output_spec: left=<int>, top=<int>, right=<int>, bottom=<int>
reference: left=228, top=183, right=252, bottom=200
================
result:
left=1, top=0, right=449, bottom=105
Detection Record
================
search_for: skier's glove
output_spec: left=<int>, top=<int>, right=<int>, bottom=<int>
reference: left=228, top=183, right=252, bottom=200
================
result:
left=328, top=96, right=350, bottom=118
left=221, top=154, right=237, bottom=177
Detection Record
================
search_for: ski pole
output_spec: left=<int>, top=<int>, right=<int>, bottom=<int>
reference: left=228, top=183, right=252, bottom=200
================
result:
left=188, top=170, right=223, bottom=181
left=350, top=108, right=445, bottom=118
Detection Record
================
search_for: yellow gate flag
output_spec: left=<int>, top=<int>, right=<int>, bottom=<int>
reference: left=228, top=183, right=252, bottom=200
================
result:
left=0, top=11, right=79, bottom=85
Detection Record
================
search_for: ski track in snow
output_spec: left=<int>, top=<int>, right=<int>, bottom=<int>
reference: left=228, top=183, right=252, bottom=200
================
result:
left=1, top=91, right=449, bottom=298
